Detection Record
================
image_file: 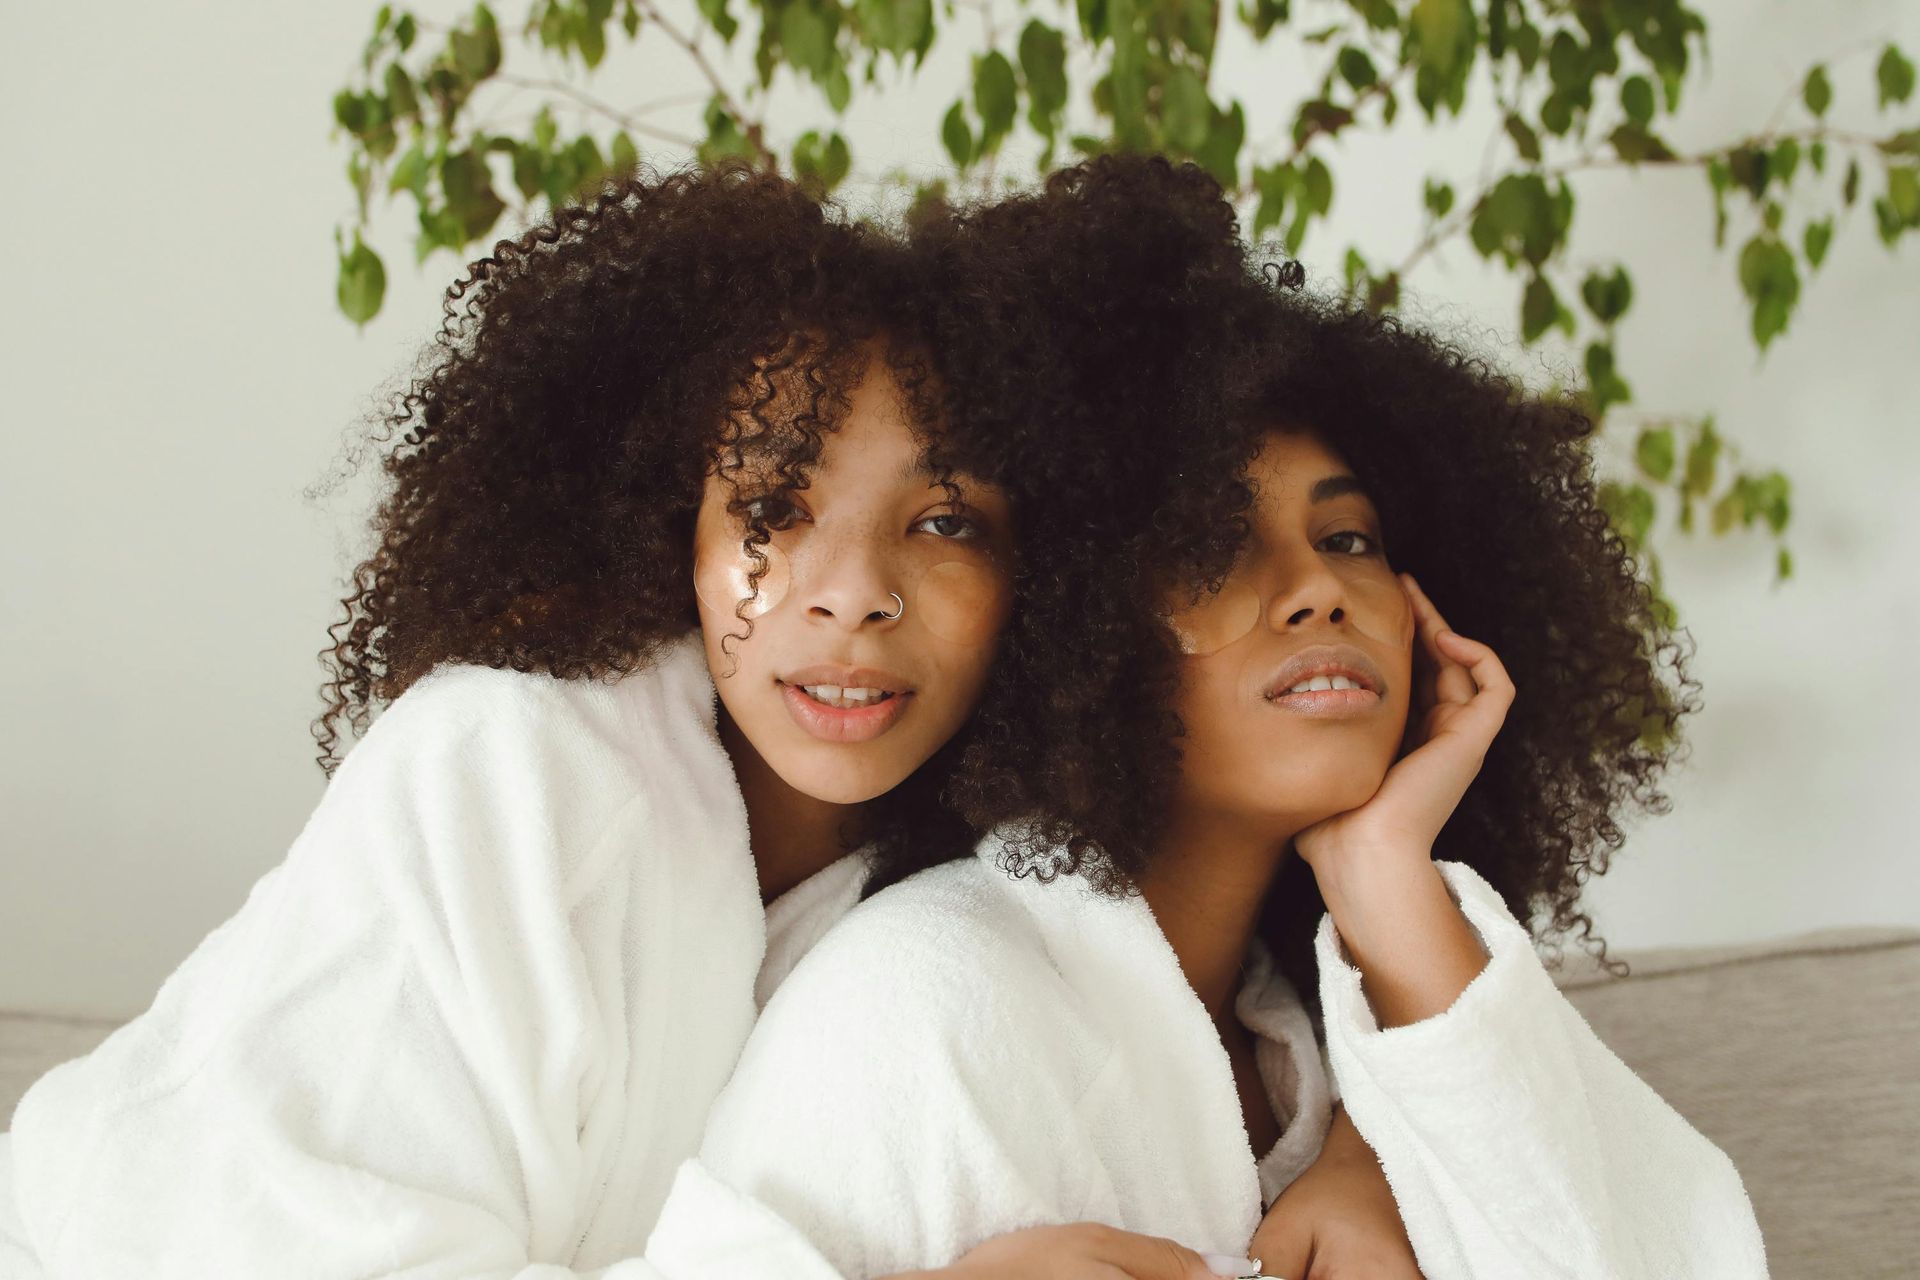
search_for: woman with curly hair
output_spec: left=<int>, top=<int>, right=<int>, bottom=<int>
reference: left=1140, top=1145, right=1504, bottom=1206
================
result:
left=652, top=157, right=1767, bottom=1278
left=0, top=166, right=1240, bottom=1280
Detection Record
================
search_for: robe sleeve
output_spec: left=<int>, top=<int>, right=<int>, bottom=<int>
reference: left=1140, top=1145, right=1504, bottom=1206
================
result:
left=1315, top=859, right=1770, bottom=1280
left=5, top=668, right=692, bottom=1280
left=646, top=890, right=1105, bottom=1280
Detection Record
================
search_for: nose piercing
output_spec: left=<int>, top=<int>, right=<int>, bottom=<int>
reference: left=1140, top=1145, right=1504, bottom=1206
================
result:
left=879, top=592, right=905, bottom=620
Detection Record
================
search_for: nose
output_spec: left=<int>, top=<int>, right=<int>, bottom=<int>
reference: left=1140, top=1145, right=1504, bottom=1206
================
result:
left=796, top=532, right=906, bottom=632
left=1266, top=546, right=1351, bottom=630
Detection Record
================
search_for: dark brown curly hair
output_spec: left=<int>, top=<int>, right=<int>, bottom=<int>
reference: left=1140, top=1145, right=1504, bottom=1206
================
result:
left=315, top=161, right=987, bottom=872
left=879, top=154, right=1698, bottom=1004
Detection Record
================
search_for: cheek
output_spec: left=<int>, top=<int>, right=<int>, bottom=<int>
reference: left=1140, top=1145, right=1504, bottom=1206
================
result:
left=693, top=534, right=791, bottom=619
left=1164, top=581, right=1262, bottom=656
left=915, top=559, right=1013, bottom=649
left=1344, top=572, right=1415, bottom=651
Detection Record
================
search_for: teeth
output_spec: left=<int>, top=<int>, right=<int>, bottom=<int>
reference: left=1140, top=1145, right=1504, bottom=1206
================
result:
left=1286, top=674, right=1363, bottom=694
left=800, top=684, right=891, bottom=709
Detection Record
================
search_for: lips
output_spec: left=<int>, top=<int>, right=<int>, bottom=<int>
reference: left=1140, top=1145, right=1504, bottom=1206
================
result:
left=778, top=664, right=912, bottom=695
left=1260, top=643, right=1387, bottom=702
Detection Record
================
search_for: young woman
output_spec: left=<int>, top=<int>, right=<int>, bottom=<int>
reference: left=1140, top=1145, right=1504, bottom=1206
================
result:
left=641, top=157, right=1769, bottom=1279
left=0, top=166, right=1278, bottom=1280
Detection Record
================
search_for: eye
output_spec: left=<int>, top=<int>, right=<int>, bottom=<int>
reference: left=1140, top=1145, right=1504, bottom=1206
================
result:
left=742, top=494, right=805, bottom=532
left=1322, top=529, right=1383, bottom=556
left=913, top=510, right=984, bottom=541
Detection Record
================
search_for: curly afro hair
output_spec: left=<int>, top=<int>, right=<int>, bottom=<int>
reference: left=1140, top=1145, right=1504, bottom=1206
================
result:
left=883, top=154, right=1698, bottom=1006
left=315, top=162, right=987, bottom=874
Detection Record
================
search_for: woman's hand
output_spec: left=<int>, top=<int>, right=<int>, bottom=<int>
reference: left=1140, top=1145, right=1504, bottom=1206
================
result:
left=1247, top=1106, right=1424, bottom=1280
left=892, top=1223, right=1250, bottom=1280
left=1294, top=573, right=1515, bottom=870
left=1292, top=574, right=1511, bottom=1028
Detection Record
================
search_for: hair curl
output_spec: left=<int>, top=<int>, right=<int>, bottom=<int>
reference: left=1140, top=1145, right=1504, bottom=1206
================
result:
left=315, top=162, right=979, bottom=873
left=883, top=155, right=1698, bottom=1004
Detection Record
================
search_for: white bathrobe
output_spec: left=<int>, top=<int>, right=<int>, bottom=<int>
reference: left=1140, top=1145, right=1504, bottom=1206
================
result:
left=0, top=629, right=869, bottom=1280
left=644, top=833, right=1770, bottom=1280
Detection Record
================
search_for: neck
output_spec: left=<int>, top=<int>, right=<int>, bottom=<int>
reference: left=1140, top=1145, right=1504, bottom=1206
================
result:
left=718, top=708, right=864, bottom=905
left=1135, top=802, right=1298, bottom=1026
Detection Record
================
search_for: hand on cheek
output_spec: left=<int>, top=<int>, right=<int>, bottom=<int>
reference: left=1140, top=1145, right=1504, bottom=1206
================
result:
left=1294, top=573, right=1513, bottom=1028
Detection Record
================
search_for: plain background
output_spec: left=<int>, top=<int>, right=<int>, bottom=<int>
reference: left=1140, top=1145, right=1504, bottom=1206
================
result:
left=2, top=0, right=1915, bottom=1019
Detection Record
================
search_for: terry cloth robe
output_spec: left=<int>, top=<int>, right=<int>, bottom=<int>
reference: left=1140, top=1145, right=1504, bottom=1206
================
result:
left=644, top=832, right=1769, bottom=1280
left=0, top=629, right=870, bottom=1280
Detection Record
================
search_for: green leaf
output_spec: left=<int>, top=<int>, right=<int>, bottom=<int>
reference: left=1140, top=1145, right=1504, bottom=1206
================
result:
left=1803, top=64, right=1831, bottom=117
left=857, top=0, right=930, bottom=55
left=1620, top=75, right=1654, bottom=127
left=1610, top=124, right=1676, bottom=164
left=1252, top=163, right=1293, bottom=237
left=1193, top=100, right=1245, bottom=187
left=1776, top=547, right=1793, bottom=580
left=1164, top=65, right=1211, bottom=152
left=337, top=232, right=387, bottom=325
left=1423, top=178, right=1454, bottom=219
left=1585, top=341, right=1631, bottom=413
left=384, top=64, right=419, bottom=118
left=1772, top=138, right=1800, bottom=187
left=1599, top=480, right=1656, bottom=552
left=395, top=12, right=417, bottom=49
left=1889, top=166, right=1920, bottom=223
left=780, top=3, right=833, bottom=77
left=791, top=130, right=851, bottom=195
left=1076, top=0, right=1108, bottom=41
left=610, top=131, right=639, bottom=176
left=1844, top=158, right=1861, bottom=206
left=1635, top=425, right=1675, bottom=482
left=1412, top=0, right=1468, bottom=76
left=389, top=141, right=430, bottom=197
left=697, top=0, right=739, bottom=42
left=1802, top=217, right=1833, bottom=269
left=1580, top=265, right=1632, bottom=323
left=1683, top=420, right=1721, bottom=498
left=1337, top=45, right=1377, bottom=90
left=441, top=149, right=505, bottom=239
left=973, top=50, right=1018, bottom=147
left=1520, top=273, right=1557, bottom=343
left=1503, top=113, right=1540, bottom=162
left=1019, top=20, right=1068, bottom=132
left=512, top=142, right=545, bottom=200
left=1878, top=44, right=1916, bottom=109
left=1736, top=235, right=1800, bottom=349
left=1302, top=155, right=1332, bottom=214
left=333, top=89, right=368, bottom=134
left=1883, top=130, right=1920, bottom=157
left=941, top=101, right=973, bottom=167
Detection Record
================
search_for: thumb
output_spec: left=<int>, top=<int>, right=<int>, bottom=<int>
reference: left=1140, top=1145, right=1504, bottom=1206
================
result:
left=1111, top=1233, right=1241, bottom=1280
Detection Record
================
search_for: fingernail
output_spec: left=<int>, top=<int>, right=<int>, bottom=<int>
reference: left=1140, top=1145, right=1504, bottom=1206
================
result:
left=1203, top=1256, right=1261, bottom=1277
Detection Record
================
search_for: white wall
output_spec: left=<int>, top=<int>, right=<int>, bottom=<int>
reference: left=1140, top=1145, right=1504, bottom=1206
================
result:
left=2, top=0, right=1914, bottom=1019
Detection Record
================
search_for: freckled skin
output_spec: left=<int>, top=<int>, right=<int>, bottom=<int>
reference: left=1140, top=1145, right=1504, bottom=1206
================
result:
left=692, top=358, right=1017, bottom=807
left=917, top=558, right=1015, bottom=647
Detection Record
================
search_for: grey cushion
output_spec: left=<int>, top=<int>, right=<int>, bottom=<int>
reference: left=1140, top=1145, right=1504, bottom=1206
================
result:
left=4, top=928, right=1915, bottom=1276
left=1554, top=927, right=1920, bottom=1278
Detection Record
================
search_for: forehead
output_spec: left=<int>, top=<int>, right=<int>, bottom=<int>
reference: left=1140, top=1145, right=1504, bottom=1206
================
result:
left=1246, top=428, right=1361, bottom=501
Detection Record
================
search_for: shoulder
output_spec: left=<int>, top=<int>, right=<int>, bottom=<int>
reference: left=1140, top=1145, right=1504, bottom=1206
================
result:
left=331, top=630, right=714, bottom=805
left=748, top=855, right=1100, bottom=1090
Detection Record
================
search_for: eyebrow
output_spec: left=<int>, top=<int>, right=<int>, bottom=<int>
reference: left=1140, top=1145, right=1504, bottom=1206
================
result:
left=899, top=452, right=946, bottom=486
left=1309, top=474, right=1370, bottom=503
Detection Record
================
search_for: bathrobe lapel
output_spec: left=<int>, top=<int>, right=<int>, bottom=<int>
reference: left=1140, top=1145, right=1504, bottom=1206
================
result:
left=977, top=840, right=1334, bottom=1251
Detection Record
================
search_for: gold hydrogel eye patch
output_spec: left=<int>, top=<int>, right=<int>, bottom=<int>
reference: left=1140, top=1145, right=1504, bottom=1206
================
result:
left=1343, top=570, right=1415, bottom=650
left=1164, top=580, right=1262, bottom=656
left=693, top=499, right=794, bottom=619
left=916, top=558, right=1013, bottom=646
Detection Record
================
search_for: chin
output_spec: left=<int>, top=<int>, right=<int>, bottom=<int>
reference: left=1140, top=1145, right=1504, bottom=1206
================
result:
left=773, top=748, right=919, bottom=807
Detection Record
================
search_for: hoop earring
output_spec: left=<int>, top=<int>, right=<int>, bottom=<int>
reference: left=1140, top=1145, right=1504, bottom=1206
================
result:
left=879, top=592, right=905, bottom=620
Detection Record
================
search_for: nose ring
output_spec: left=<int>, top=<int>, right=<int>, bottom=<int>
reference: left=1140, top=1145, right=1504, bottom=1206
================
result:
left=879, top=592, right=905, bottom=620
